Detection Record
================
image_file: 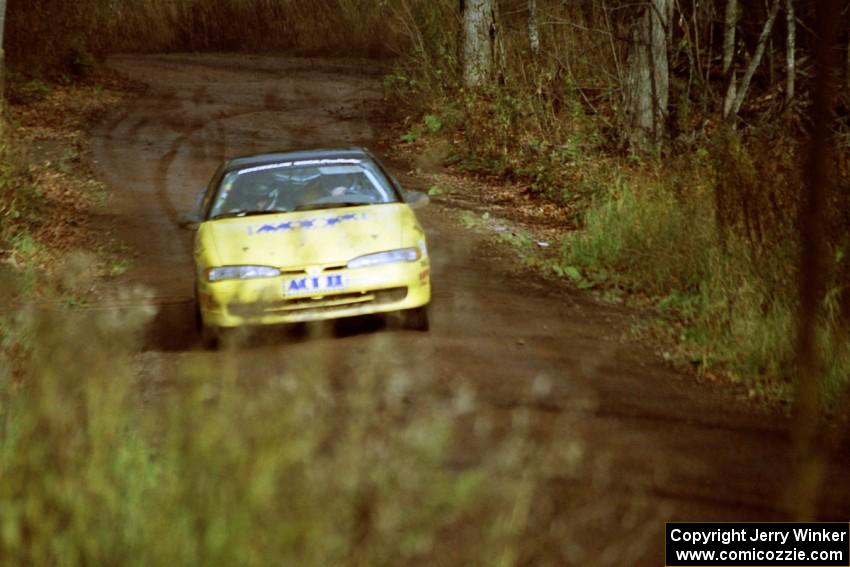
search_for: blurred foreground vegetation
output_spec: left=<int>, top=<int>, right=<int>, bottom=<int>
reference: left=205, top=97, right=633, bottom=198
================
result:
left=0, top=297, right=509, bottom=566
left=0, top=268, right=652, bottom=565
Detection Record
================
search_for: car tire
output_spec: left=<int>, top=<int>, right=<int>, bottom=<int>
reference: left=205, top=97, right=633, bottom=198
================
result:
left=402, top=306, right=430, bottom=331
left=200, top=322, right=220, bottom=350
left=195, top=299, right=219, bottom=350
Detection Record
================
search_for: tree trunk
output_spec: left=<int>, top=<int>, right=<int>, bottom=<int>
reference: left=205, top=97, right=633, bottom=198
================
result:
left=0, top=0, right=6, bottom=91
left=0, top=0, right=6, bottom=134
left=722, top=0, right=738, bottom=118
left=625, top=0, right=670, bottom=149
left=846, top=37, right=850, bottom=94
left=463, top=0, right=495, bottom=88
left=728, top=0, right=781, bottom=118
left=651, top=0, right=671, bottom=133
left=0, top=0, right=5, bottom=56
left=528, top=0, right=540, bottom=59
left=790, top=0, right=839, bottom=522
left=786, top=0, right=795, bottom=101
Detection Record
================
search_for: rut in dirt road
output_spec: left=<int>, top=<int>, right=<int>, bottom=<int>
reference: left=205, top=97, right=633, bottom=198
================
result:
left=89, top=54, right=850, bottom=565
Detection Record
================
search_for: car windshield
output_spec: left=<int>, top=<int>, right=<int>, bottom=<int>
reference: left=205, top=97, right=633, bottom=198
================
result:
left=208, top=159, right=399, bottom=219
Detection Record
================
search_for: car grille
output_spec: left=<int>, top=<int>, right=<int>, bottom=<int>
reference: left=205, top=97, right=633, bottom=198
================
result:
left=229, top=287, right=408, bottom=318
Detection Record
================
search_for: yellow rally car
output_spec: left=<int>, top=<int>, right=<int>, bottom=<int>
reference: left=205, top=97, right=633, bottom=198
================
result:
left=183, top=148, right=431, bottom=347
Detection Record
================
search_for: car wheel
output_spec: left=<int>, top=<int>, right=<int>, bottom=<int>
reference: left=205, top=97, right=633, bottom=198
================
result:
left=402, top=306, right=429, bottom=331
left=195, top=299, right=218, bottom=350
left=200, top=322, right=220, bottom=350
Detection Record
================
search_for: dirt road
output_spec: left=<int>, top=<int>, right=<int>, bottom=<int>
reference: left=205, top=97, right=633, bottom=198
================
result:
left=89, top=54, right=850, bottom=564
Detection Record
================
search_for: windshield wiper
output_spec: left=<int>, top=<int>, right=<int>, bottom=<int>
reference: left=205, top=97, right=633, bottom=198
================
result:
left=210, top=209, right=288, bottom=220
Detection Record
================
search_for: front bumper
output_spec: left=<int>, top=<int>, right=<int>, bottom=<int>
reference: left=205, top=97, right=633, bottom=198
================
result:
left=197, top=261, right=431, bottom=328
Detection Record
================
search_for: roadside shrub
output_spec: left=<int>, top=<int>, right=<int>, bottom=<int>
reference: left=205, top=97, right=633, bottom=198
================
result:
left=0, top=144, right=41, bottom=253
left=560, top=131, right=850, bottom=402
left=563, top=173, right=713, bottom=295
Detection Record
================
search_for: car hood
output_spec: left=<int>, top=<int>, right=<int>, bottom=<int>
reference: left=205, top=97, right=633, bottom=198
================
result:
left=203, top=204, right=409, bottom=269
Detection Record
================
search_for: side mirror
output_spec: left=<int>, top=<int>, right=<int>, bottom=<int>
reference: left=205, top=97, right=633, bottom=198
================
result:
left=404, top=191, right=430, bottom=210
left=179, top=212, right=201, bottom=230
left=179, top=189, right=206, bottom=230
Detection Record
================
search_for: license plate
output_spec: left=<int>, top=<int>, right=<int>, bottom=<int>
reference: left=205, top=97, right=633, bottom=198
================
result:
left=284, top=273, right=347, bottom=296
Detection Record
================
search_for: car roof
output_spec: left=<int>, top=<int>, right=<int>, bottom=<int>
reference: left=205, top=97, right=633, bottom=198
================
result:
left=223, top=147, right=374, bottom=173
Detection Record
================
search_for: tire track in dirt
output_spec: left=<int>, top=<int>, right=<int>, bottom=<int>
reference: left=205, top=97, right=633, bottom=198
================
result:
left=153, top=98, right=286, bottom=232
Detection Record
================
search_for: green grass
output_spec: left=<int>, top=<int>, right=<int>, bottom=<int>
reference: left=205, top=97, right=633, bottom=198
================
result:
left=558, top=160, right=850, bottom=404
left=109, top=259, right=130, bottom=277
left=0, top=144, right=41, bottom=247
left=562, top=174, right=713, bottom=296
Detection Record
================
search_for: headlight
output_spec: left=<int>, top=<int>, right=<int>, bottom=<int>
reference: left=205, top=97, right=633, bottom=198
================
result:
left=347, top=248, right=420, bottom=269
left=206, top=265, right=281, bottom=282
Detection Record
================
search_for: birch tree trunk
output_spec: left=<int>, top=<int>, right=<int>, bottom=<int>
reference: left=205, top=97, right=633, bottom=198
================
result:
left=625, top=0, right=670, bottom=149
left=650, top=0, right=671, bottom=134
left=786, top=0, right=795, bottom=101
left=722, top=0, right=738, bottom=118
left=528, top=0, right=540, bottom=59
left=728, top=0, right=781, bottom=117
left=463, top=0, right=495, bottom=88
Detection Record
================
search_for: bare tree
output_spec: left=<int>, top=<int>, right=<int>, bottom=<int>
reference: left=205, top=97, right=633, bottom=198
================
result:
left=528, top=0, right=540, bottom=59
left=786, top=0, right=795, bottom=101
left=462, top=0, right=496, bottom=88
left=722, top=0, right=738, bottom=117
left=625, top=0, right=671, bottom=149
left=727, top=0, right=781, bottom=119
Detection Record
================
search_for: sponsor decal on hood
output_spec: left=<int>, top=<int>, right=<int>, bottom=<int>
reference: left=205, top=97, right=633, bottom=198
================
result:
left=248, top=212, right=368, bottom=235
left=246, top=207, right=398, bottom=236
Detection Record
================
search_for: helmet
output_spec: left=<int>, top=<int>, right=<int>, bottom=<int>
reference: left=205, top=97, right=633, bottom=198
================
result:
left=240, top=182, right=278, bottom=210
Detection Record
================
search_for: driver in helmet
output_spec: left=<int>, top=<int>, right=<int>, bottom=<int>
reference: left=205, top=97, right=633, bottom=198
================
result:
left=237, top=182, right=278, bottom=212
